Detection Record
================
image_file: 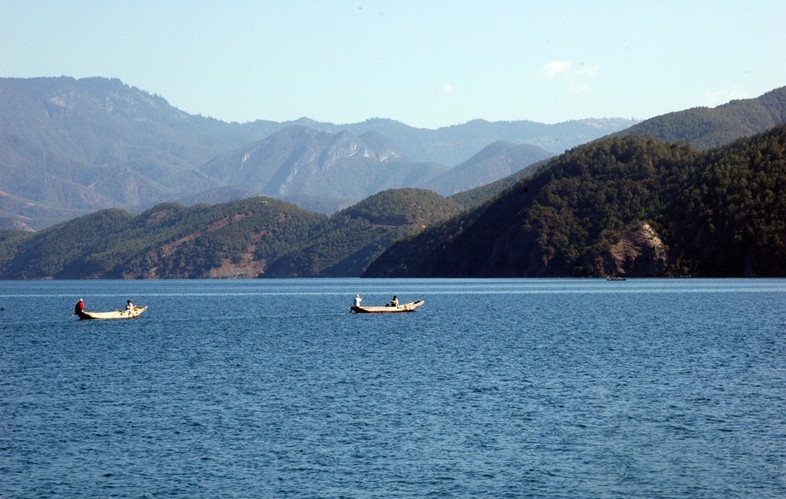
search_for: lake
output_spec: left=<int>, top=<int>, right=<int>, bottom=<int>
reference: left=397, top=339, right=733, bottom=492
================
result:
left=1, top=278, right=785, bottom=497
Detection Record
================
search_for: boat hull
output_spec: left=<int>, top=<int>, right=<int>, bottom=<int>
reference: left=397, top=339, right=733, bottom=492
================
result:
left=77, top=306, right=148, bottom=320
left=350, top=300, right=424, bottom=314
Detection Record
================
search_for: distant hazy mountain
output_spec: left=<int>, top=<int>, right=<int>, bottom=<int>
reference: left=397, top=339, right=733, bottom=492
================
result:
left=0, top=77, right=260, bottom=229
left=199, top=127, right=555, bottom=204
left=422, top=141, right=554, bottom=196
left=198, top=126, right=449, bottom=204
left=0, top=76, right=635, bottom=230
left=297, top=117, right=637, bottom=164
left=175, top=186, right=259, bottom=207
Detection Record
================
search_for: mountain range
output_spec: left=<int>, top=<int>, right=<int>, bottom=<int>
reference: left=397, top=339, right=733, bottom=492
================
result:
left=0, top=76, right=629, bottom=230
left=0, top=79, right=784, bottom=278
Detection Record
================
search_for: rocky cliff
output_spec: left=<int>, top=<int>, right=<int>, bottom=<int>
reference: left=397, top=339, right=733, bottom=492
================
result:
left=605, top=223, right=669, bottom=277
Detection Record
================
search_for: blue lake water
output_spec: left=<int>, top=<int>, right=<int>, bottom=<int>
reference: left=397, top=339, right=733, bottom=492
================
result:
left=1, top=278, right=785, bottom=497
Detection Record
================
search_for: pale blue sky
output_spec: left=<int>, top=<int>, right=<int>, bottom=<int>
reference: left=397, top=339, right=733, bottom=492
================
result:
left=2, top=0, right=785, bottom=128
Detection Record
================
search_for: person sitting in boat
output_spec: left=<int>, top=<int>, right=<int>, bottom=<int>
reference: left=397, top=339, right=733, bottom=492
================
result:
left=353, top=294, right=362, bottom=307
left=389, top=295, right=399, bottom=307
left=125, top=300, right=134, bottom=314
left=74, top=298, right=85, bottom=315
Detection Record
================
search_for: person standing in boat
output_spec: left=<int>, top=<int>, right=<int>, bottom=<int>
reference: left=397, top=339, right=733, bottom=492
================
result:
left=390, top=295, right=399, bottom=307
left=353, top=294, right=362, bottom=307
left=74, top=298, right=85, bottom=316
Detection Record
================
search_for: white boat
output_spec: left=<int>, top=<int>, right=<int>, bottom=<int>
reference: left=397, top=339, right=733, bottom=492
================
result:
left=76, top=306, right=148, bottom=320
left=350, top=300, right=424, bottom=314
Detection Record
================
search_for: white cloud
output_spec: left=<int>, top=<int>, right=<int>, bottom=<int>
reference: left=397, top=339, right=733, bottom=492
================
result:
left=439, top=83, right=456, bottom=93
left=537, top=60, right=600, bottom=96
left=538, top=60, right=600, bottom=81
left=539, top=60, right=572, bottom=80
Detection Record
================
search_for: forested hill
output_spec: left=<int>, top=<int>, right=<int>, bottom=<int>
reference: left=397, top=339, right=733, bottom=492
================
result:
left=0, top=198, right=326, bottom=279
left=617, top=86, right=786, bottom=149
left=0, top=189, right=462, bottom=279
left=365, top=125, right=786, bottom=278
left=264, top=189, right=464, bottom=277
left=449, top=85, right=786, bottom=212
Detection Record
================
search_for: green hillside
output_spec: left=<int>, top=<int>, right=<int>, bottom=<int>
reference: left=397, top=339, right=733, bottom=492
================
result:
left=618, top=86, right=786, bottom=149
left=451, top=86, right=786, bottom=213
left=366, top=125, right=786, bottom=277
left=0, top=189, right=463, bottom=279
left=0, top=198, right=327, bottom=279
left=263, top=189, right=464, bottom=277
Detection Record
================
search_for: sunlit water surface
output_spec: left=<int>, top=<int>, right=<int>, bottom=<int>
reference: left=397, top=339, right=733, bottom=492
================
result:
left=1, top=278, right=784, bottom=497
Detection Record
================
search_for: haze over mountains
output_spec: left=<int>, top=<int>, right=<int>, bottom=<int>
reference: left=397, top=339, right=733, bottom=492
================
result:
left=1, top=78, right=784, bottom=278
left=0, top=76, right=630, bottom=230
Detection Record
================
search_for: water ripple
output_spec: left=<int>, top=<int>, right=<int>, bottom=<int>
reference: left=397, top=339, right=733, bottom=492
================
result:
left=1, top=279, right=785, bottom=497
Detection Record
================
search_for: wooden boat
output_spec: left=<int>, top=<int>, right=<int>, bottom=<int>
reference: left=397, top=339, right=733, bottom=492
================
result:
left=350, top=300, right=424, bottom=314
left=76, top=306, right=148, bottom=320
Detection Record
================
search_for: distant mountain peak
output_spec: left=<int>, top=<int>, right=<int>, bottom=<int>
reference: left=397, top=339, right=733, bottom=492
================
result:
left=5, top=75, right=781, bottom=231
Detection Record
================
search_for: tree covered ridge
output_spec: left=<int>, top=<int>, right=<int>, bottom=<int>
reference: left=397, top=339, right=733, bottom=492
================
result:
left=365, top=125, right=786, bottom=277
left=618, top=86, right=786, bottom=149
left=0, top=189, right=463, bottom=279
left=448, top=86, right=786, bottom=212
left=263, top=189, right=464, bottom=277
left=0, top=198, right=327, bottom=279
left=668, top=125, right=786, bottom=275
